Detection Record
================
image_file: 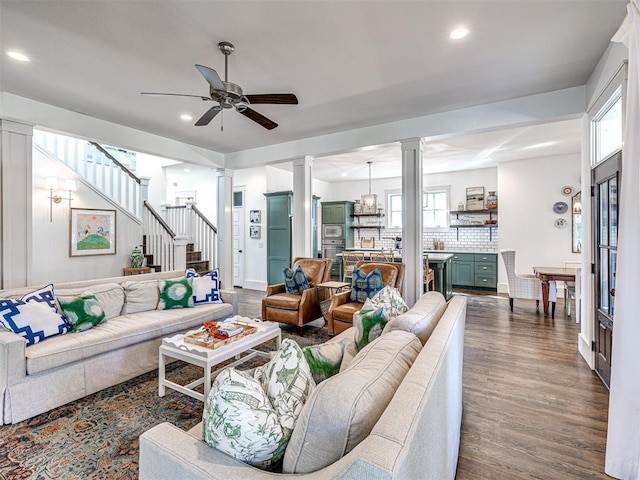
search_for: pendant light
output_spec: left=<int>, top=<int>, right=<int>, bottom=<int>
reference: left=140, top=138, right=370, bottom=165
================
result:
left=361, top=161, right=377, bottom=212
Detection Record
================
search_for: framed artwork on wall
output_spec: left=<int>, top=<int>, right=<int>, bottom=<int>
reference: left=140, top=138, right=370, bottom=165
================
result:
left=250, top=210, right=261, bottom=223
left=361, top=237, right=375, bottom=249
left=466, top=187, right=485, bottom=210
left=249, top=225, right=261, bottom=239
left=70, top=208, right=116, bottom=256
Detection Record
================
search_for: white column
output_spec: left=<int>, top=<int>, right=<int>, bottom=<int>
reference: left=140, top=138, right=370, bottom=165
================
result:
left=216, top=168, right=234, bottom=289
left=292, top=156, right=313, bottom=259
left=0, top=119, right=34, bottom=288
left=401, top=138, right=425, bottom=307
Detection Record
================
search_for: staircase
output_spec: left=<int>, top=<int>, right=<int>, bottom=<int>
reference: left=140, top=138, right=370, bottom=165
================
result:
left=34, top=129, right=218, bottom=274
left=186, top=243, right=210, bottom=274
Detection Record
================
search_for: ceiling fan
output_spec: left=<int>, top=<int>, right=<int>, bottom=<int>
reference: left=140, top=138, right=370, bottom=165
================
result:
left=141, top=41, right=298, bottom=130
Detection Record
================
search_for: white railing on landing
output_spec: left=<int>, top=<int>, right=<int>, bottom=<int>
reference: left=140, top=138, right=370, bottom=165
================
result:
left=143, top=201, right=187, bottom=273
left=33, top=130, right=145, bottom=219
left=163, top=202, right=217, bottom=270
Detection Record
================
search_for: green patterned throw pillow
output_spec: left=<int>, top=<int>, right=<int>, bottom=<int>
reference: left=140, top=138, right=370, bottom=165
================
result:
left=282, top=266, right=311, bottom=295
left=260, top=338, right=316, bottom=434
left=157, top=277, right=194, bottom=310
left=303, top=339, right=348, bottom=384
left=202, top=368, right=287, bottom=470
left=58, top=294, right=106, bottom=333
left=368, top=286, right=409, bottom=321
left=354, top=303, right=387, bottom=350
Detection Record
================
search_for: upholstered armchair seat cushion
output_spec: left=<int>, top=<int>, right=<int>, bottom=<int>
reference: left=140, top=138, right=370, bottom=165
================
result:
left=262, top=293, right=302, bottom=311
left=330, top=302, right=362, bottom=322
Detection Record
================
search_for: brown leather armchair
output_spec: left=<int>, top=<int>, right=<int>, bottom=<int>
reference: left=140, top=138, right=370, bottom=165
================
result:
left=261, top=257, right=333, bottom=327
left=327, top=261, right=405, bottom=335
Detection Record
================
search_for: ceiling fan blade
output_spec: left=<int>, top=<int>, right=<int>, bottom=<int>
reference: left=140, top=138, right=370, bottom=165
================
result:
left=195, top=64, right=226, bottom=92
left=195, top=106, right=222, bottom=126
left=245, top=93, right=298, bottom=105
left=239, top=107, right=278, bottom=130
left=141, top=92, right=210, bottom=100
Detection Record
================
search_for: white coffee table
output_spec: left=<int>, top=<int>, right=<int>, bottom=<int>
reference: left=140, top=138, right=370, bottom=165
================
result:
left=159, top=317, right=281, bottom=402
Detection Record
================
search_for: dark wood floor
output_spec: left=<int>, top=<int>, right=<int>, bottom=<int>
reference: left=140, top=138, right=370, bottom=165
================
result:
left=235, top=288, right=610, bottom=479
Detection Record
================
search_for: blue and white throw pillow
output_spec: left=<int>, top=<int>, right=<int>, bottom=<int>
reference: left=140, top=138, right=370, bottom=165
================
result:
left=0, top=298, right=70, bottom=346
left=349, top=268, right=384, bottom=303
left=21, top=284, right=59, bottom=313
left=283, top=266, right=311, bottom=295
left=184, top=268, right=223, bottom=304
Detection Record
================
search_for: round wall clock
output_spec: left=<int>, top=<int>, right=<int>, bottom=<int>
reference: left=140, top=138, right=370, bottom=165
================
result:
left=561, top=186, right=574, bottom=196
left=554, top=218, right=567, bottom=228
left=553, top=201, right=568, bottom=214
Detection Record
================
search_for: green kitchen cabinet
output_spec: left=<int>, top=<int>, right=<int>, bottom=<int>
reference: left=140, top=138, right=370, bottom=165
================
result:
left=451, top=253, right=475, bottom=287
left=264, top=191, right=293, bottom=285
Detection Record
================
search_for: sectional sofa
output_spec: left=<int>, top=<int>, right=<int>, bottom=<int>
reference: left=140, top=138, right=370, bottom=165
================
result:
left=0, top=270, right=237, bottom=424
left=139, top=291, right=467, bottom=479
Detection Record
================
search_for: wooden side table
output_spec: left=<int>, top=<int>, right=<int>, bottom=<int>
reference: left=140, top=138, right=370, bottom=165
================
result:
left=317, top=281, right=351, bottom=321
left=123, top=267, right=152, bottom=276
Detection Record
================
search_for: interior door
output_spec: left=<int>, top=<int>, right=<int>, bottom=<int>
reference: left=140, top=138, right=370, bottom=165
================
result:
left=592, top=151, right=621, bottom=388
left=232, top=189, right=245, bottom=287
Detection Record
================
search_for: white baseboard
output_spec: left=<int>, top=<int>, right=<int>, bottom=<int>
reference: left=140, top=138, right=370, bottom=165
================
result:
left=578, top=332, right=595, bottom=369
left=240, top=280, right=267, bottom=291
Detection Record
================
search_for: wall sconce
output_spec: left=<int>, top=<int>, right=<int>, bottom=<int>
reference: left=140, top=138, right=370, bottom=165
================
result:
left=46, top=177, right=77, bottom=222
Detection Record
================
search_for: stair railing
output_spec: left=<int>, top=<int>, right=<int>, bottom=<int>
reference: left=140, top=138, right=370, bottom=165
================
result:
left=163, top=202, right=217, bottom=270
left=33, top=130, right=146, bottom=219
left=143, top=201, right=187, bottom=272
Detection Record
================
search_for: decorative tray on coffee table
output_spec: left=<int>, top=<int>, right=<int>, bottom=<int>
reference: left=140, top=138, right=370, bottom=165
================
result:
left=183, top=323, right=257, bottom=350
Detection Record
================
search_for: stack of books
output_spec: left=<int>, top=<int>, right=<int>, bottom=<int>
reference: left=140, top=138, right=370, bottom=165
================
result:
left=213, top=322, right=244, bottom=339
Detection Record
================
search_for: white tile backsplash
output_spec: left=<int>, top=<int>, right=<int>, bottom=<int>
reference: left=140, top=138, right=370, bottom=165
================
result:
left=353, top=227, right=498, bottom=252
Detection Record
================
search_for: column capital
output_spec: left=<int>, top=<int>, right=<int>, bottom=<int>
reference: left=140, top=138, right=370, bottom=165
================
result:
left=292, top=156, right=314, bottom=167
left=400, top=137, right=426, bottom=152
left=215, top=168, right=233, bottom=179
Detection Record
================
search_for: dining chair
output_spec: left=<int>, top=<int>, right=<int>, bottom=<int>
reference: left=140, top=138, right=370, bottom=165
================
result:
left=370, top=250, right=395, bottom=263
left=563, top=261, right=581, bottom=318
left=501, top=249, right=557, bottom=313
left=565, top=266, right=582, bottom=323
left=423, top=253, right=435, bottom=291
left=342, top=252, right=365, bottom=283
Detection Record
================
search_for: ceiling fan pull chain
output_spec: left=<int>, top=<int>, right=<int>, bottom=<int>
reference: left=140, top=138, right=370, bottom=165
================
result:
left=221, top=109, right=224, bottom=132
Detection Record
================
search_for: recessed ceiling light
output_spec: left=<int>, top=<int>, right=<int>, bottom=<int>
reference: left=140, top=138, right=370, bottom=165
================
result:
left=449, top=28, right=469, bottom=40
left=7, top=51, right=30, bottom=62
left=522, top=141, right=556, bottom=150
left=183, top=168, right=191, bottom=173
left=180, top=114, right=193, bottom=121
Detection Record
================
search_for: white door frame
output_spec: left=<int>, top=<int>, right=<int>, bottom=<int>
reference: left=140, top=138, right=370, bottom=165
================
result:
left=232, top=187, right=245, bottom=287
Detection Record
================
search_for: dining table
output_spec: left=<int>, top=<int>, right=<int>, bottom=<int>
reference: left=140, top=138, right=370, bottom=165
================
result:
left=533, top=266, right=577, bottom=319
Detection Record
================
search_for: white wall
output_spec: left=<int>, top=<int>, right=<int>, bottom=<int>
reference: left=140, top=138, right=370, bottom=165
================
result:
left=234, top=166, right=269, bottom=290
left=497, top=154, right=581, bottom=292
left=134, top=152, right=179, bottom=211
left=164, top=164, right=218, bottom=223
left=32, top=148, right=142, bottom=284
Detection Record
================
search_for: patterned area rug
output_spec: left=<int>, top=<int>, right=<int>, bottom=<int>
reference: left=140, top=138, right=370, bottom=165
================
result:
left=0, top=324, right=330, bottom=480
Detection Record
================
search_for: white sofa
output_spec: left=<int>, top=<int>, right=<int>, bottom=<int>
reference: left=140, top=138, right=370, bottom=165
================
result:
left=139, top=292, right=467, bottom=480
left=0, top=270, right=237, bottom=425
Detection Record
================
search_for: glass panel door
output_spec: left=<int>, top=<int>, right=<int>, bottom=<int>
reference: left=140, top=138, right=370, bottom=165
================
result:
left=592, top=151, right=621, bottom=388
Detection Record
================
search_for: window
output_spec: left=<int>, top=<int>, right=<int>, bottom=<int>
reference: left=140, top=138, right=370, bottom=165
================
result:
left=387, top=187, right=450, bottom=229
left=589, top=64, right=625, bottom=166
left=423, top=190, right=449, bottom=228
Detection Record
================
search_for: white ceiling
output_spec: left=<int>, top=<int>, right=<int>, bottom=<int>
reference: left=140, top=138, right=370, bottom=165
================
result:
left=0, top=0, right=627, bottom=166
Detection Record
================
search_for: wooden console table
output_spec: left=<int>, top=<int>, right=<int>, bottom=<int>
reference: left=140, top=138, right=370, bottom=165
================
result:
left=123, top=267, right=152, bottom=276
